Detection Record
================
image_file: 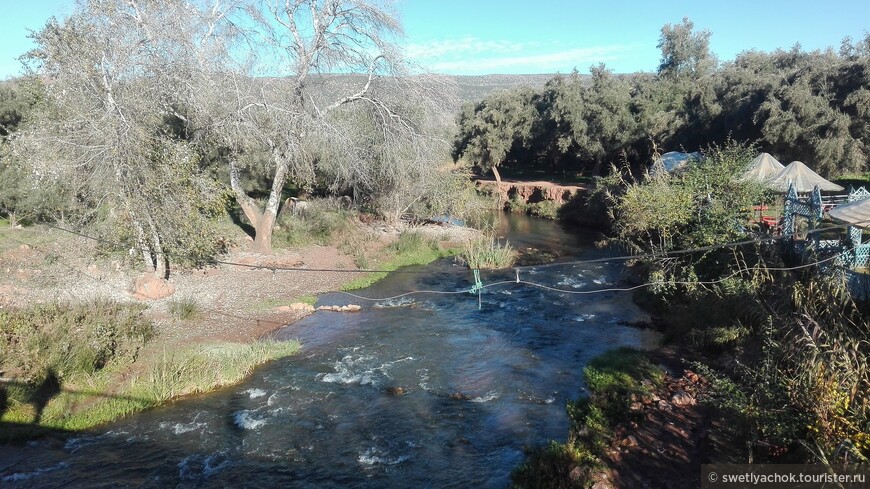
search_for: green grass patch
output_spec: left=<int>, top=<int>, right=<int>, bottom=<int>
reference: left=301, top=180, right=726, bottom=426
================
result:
left=1, top=339, right=300, bottom=438
left=293, top=294, right=317, bottom=306
left=512, top=440, right=599, bottom=489
left=246, top=297, right=291, bottom=312
left=245, top=294, right=316, bottom=312
left=512, top=348, right=662, bottom=488
left=0, top=225, right=56, bottom=253
left=341, top=231, right=454, bottom=291
left=126, top=340, right=300, bottom=407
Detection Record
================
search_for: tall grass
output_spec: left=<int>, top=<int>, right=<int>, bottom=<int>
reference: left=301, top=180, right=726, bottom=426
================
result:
left=0, top=300, right=301, bottom=438
left=274, top=200, right=357, bottom=248
left=459, top=234, right=516, bottom=269
left=131, top=340, right=301, bottom=404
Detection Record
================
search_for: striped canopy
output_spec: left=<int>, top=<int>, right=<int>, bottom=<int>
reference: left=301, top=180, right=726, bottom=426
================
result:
left=765, top=160, right=844, bottom=193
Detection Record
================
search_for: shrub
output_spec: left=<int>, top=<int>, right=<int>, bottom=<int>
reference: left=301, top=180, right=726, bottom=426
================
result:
left=0, top=300, right=155, bottom=383
left=528, top=200, right=560, bottom=219
left=274, top=199, right=357, bottom=247
left=512, top=440, right=597, bottom=489
left=168, top=295, right=200, bottom=320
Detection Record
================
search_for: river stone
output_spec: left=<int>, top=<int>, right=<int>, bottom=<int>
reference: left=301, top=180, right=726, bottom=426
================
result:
left=590, top=475, right=613, bottom=489
left=131, top=274, right=175, bottom=300
left=671, top=390, right=696, bottom=406
left=620, top=435, right=639, bottom=448
left=568, top=466, right=584, bottom=481
left=289, top=302, right=315, bottom=312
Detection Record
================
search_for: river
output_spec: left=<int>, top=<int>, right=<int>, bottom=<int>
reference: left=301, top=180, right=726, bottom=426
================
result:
left=0, top=214, right=659, bottom=488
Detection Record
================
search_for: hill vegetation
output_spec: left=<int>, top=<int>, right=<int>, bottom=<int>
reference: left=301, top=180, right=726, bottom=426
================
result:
left=453, top=19, right=870, bottom=183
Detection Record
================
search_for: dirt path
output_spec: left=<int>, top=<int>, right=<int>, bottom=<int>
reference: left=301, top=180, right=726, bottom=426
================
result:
left=594, top=346, right=750, bottom=489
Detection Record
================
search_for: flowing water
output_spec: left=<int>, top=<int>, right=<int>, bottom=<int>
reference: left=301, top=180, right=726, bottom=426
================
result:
left=0, top=214, right=659, bottom=488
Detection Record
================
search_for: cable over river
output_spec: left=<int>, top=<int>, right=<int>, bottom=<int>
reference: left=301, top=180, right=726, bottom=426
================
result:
left=1, top=214, right=659, bottom=488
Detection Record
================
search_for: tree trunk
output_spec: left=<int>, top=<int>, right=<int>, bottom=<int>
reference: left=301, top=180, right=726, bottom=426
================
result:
left=129, top=209, right=157, bottom=274
left=228, top=157, right=289, bottom=254
left=251, top=209, right=277, bottom=253
left=147, top=216, right=169, bottom=279
left=491, top=165, right=503, bottom=186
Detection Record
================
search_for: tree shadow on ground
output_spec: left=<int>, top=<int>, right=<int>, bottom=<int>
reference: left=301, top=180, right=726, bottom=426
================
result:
left=29, top=369, right=61, bottom=425
left=227, top=205, right=256, bottom=239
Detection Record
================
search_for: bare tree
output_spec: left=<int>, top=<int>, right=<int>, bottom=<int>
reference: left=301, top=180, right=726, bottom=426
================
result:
left=201, top=0, right=455, bottom=252
left=13, top=0, right=228, bottom=277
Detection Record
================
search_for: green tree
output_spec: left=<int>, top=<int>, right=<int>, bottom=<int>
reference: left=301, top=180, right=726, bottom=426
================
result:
left=452, top=87, right=540, bottom=183
left=755, top=44, right=868, bottom=175
left=613, top=141, right=764, bottom=262
left=657, top=17, right=716, bottom=81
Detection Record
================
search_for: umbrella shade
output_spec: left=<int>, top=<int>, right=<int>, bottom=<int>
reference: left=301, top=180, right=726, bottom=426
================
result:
left=829, top=197, right=870, bottom=229
left=741, top=152, right=784, bottom=182
left=765, top=161, right=844, bottom=193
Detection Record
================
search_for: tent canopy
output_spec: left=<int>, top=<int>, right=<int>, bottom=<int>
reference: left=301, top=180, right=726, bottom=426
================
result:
left=765, top=160, right=844, bottom=193
left=829, top=198, right=870, bottom=229
left=650, top=151, right=702, bottom=176
left=741, top=152, right=784, bottom=182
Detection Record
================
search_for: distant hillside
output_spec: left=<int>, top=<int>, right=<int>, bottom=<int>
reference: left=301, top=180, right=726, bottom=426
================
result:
left=451, top=74, right=562, bottom=104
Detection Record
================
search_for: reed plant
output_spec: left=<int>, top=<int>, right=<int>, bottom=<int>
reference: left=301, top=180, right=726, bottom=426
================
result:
left=131, top=340, right=301, bottom=404
left=459, top=234, right=516, bottom=269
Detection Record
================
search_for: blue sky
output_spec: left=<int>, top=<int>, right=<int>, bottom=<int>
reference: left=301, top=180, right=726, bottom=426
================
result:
left=1, top=0, right=868, bottom=79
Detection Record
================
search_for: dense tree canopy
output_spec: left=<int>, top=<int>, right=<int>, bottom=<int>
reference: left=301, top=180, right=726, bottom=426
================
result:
left=453, top=23, right=870, bottom=180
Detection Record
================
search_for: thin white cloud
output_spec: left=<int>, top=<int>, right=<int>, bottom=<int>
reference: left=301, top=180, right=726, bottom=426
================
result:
left=406, top=37, right=542, bottom=58
left=405, top=36, right=630, bottom=74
